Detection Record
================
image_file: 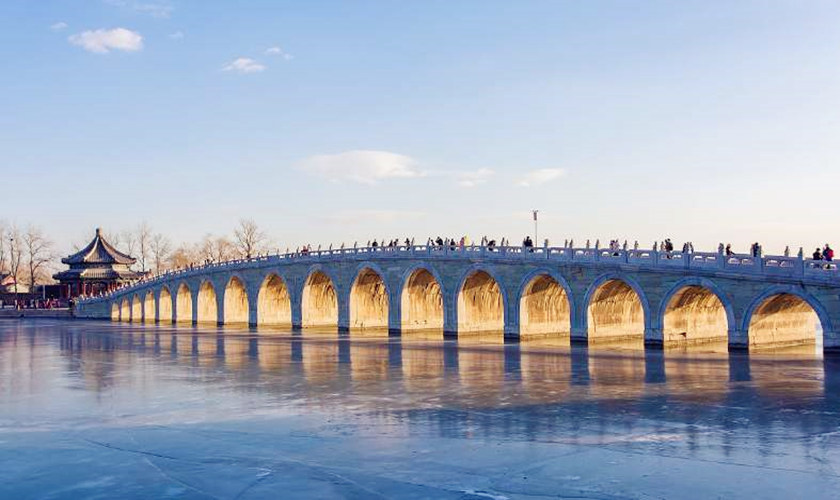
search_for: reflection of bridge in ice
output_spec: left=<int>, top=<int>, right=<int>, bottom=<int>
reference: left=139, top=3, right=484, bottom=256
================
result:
left=74, top=244, right=840, bottom=351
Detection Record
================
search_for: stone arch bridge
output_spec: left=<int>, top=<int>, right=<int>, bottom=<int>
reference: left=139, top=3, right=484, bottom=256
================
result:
left=74, top=245, right=840, bottom=352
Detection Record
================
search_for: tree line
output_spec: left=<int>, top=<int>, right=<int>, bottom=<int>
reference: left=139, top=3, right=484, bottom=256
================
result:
left=0, top=219, right=269, bottom=288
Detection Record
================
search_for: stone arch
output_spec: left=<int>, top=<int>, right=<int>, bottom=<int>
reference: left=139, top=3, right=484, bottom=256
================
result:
left=659, top=278, right=733, bottom=345
left=120, top=298, right=130, bottom=322
left=175, top=283, right=192, bottom=323
left=110, top=302, right=119, bottom=321
left=400, top=265, right=444, bottom=331
left=742, top=286, right=830, bottom=348
left=457, top=266, right=506, bottom=334
left=158, top=286, right=173, bottom=324
left=350, top=265, right=389, bottom=329
left=518, top=270, right=572, bottom=337
left=197, top=280, right=218, bottom=324
left=223, top=275, right=249, bottom=325
left=302, top=268, right=338, bottom=328
left=131, top=295, right=142, bottom=322
left=584, top=274, right=650, bottom=341
left=257, top=273, right=292, bottom=326
left=143, top=290, right=155, bottom=323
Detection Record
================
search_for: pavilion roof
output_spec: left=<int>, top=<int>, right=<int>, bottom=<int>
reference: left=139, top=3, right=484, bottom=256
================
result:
left=62, top=228, right=136, bottom=266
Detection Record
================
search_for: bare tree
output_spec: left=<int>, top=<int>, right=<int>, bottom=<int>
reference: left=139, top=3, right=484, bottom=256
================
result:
left=136, top=222, right=152, bottom=272
left=150, top=233, right=172, bottom=274
left=0, top=221, right=7, bottom=274
left=7, top=225, right=23, bottom=296
left=233, top=219, right=265, bottom=259
left=119, top=229, right=137, bottom=257
left=23, top=225, right=53, bottom=290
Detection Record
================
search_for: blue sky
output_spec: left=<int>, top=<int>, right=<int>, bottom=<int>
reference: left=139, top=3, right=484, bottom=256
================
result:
left=2, top=0, right=839, bottom=254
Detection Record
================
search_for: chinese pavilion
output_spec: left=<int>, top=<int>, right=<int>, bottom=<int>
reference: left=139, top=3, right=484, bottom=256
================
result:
left=54, top=228, right=141, bottom=298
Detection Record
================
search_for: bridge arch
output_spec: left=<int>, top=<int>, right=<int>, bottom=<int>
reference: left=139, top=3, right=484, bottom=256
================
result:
left=175, top=283, right=193, bottom=323
left=110, top=302, right=119, bottom=321
left=456, top=265, right=506, bottom=334
left=158, top=286, right=173, bottom=324
left=518, top=269, right=573, bottom=337
left=131, top=294, right=142, bottom=322
left=400, top=265, right=445, bottom=332
left=741, top=286, right=831, bottom=348
left=143, top=290, right=155, bottom=323
left=257, top=273, right=292, bottom=326
left=120, top=298, right=130, bottom=322
left=302, top=267, right=339, bottom=328
left=659, top=277, right=734, bottom=345
left=350, top=264, right=389, bottom=329
left=223, top=275, right=249, bottom=325
left=583, top=273, right=650, bottom=342
left=197, top=280, right=219, bottom=325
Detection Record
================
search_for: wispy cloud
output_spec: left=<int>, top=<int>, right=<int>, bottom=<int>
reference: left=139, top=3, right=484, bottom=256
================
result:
left=104, top=0, right=173, bottom=18
left=322, top=210, right=426, bottom=225
left=265, top=46, right=293, bottom=60
left=517, top=168, right=566, bottom=187
left=68, top=28, right=143, bottom=54
left=222, top=57, right=266, bottom=74
left=168, top=31, right=184, bottom=40
left=456, top=168, right=494, bottom=188
left=298, top=150, right=425, bottom=185
left=50, top=22, right=68, bottom=31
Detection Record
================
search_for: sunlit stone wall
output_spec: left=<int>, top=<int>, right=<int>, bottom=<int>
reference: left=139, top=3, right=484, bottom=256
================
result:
left=302, top=271, right=338, bottom=327
left=197, top=282, right=218, bottom=324
left=748, top=293, right=817, bottom=347
left=587, top=279, right=644, bottom=340
left=350, top=268, right=389, bottom=329
left=223, top=277, right=249, bottom=325
left=158, top=287, right=173, bottom=324
left=143, top=291, right=155, bottom=323
left=663, top=286, right=728, bottom=344
left=401, top=269, right=444, bottom=331
left=457, top=270, right=504, bottom=333
left=257, top=274, right=292, bottom=326
left=519, top=274, right=571, bottom=336
left=176, top=284, right=192, bottom=323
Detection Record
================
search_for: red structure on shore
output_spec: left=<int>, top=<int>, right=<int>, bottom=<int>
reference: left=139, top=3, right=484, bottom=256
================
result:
left=53, top=228, right=141, bottom=298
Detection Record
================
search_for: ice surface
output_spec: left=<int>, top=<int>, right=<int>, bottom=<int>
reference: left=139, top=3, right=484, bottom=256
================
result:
left=1, top=320, right=839, bottom=499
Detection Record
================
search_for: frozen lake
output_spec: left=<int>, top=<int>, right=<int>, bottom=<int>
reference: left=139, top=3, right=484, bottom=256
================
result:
left=2, top=320, right=840, bottom=499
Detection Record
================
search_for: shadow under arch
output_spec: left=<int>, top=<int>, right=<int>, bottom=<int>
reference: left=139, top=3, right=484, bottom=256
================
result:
left=658, top=277, right=734, bottom=346
left=350, top=264, right=389, bottom=330
left=197, top=280, right=218, bottom=325
left=517, top=268, right=573, bottom=337
left=223, top=275, right=249, bottom=325
left=456, top=264, right=506, bottom=335
left=158, top=286, right=173, bottom=324
left=583, top=273, right=650, bottom=342
left=301, top=267, right=339, bottom=328
left=400, top=264, right=445, bottom=332
left=175, top=283, right=193, bottom=324
left=741, top=286, right=831, bottom=349
left=257, top=272, right=292, bottom=327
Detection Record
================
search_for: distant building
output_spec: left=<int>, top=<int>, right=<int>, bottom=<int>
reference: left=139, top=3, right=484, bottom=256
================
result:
left=53, top=228, right=141, bottom=298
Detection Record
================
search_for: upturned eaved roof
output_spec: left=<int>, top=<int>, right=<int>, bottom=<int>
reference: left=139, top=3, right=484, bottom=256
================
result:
left=62, top=228, right=136, bottom=266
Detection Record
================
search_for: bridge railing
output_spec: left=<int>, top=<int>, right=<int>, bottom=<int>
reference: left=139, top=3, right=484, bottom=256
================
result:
left=78, top=244, right=840, bottom=303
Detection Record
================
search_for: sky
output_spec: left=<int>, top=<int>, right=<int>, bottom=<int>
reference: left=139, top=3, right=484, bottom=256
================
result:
left=1, top=0, right=839, bottom=255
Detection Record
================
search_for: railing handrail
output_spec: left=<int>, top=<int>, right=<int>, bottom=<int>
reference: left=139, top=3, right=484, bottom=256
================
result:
left=78, top=244, right=838, bottom=303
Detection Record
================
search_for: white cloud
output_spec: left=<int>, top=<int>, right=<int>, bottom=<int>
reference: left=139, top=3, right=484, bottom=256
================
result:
left=50, top=22, right=68, bottom=31
left=457, top=168, right=494, bottom=188
left=222, top=57, right=266, bottom=74
left=517, top=168, right=566, bottom=187
left=322, top=210, right=426, bottom=225
left=68, top=28, right=143, bottom=54
left=298, top=150, right=425, bottom=185
left=265, top=46, right=293, bottom=60
left=168, top=31, right=184, bottom=40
